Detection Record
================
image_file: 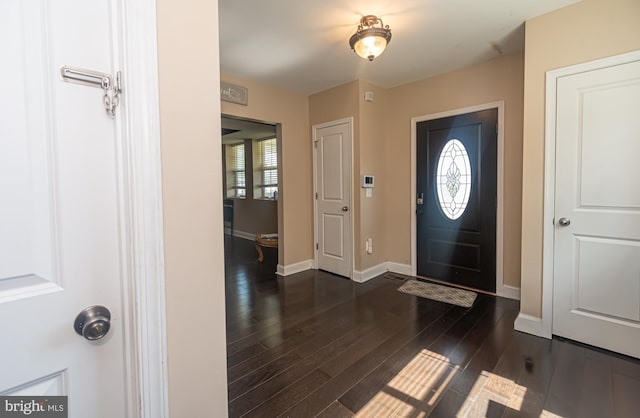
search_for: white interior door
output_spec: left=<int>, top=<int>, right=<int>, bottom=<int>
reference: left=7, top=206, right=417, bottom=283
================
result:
left=0, top=0, right=131, bottom=415
left=314, top=119, right=353, bottom=278
left=553, top=55, right=640, bottom=358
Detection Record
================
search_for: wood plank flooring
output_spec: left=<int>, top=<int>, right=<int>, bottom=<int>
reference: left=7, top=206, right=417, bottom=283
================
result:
left=224, top=235, right=640, bottom=418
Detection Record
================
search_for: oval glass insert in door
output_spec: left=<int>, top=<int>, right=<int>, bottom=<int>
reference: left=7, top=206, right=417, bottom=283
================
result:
left=435, top=139, right=472, bottom=220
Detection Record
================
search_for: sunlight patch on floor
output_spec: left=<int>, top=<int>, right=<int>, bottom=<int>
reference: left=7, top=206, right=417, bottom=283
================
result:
left=456, top=371, right=524, bottom=417
left=354, top=349, right=454, bottom=417
left=456, top=372, right=563, bottom=418
left=350, top=347, right=568, bottom=418
left=540, top=411, right=564, bottom=417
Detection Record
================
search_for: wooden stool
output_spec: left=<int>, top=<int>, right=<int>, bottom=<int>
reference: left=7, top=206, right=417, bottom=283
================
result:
left=255, top=234, right=278, bottom=262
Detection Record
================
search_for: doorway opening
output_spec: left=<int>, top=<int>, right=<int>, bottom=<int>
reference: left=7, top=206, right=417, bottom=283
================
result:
left=221, top=115, right=281, bottom=266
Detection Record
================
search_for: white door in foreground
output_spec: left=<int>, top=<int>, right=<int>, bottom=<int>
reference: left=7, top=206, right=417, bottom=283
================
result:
left=553, top=54, right=640, bottom=358
left=0, top=0, right=131, bottom=415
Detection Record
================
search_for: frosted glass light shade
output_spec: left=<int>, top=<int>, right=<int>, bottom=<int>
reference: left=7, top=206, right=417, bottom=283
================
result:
left=348, top=15, right=392, bottom=61
left=353, top=35, right=388, bottom=61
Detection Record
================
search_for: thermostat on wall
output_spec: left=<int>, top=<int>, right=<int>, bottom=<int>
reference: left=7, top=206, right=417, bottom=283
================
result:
left=362, top=175, right=375, bottom=188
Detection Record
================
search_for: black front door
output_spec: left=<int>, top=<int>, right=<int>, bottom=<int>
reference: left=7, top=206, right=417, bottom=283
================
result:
left=416, top=109, right=497, bottom=292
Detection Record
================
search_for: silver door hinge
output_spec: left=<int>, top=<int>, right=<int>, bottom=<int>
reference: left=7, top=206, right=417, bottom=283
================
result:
left=316, top=243, right=319, bottom=250
left=315, top=192, right=318, bottom=199
left=60, top=66, right=122, bottom=117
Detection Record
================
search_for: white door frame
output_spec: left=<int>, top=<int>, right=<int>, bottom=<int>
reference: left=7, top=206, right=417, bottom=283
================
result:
left=312, top=117, right=355, bottom=278
left=410, top=101, right=514, bottom=298
left=115, top=0, right=168, bottom=417
left=518, top=50, right=640, bottom=340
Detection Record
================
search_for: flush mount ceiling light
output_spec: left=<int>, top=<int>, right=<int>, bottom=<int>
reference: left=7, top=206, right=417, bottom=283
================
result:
left=348, top=15, right=392, bottom=61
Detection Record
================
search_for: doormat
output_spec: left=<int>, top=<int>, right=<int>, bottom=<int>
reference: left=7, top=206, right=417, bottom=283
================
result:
left=398, top=280, right=477, bottom=308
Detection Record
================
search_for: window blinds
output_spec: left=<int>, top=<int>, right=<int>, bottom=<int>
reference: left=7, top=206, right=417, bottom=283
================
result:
left=225, top=143, right=246, bottom=198
left=255, top=138, right=278, bottom=199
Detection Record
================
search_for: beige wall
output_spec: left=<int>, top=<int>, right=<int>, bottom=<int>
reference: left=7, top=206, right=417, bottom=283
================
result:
left=156, top=0, right=228, bottom=416
left=520, top=0, right=640, bottom=317
left=385, top=52, right=525, bottom=288
left=221, top=73, right=311, bottom=266
left=358, top=81, right=389, bottom=270
left=308, top=81, right=390, bottom=272
left=308, top=81, right=361, bottom=267
left=157, top=0, right=227, bottom=418
left=232, top=199, right=278, bottom=236
left=308, top=81, right=359, bottom=128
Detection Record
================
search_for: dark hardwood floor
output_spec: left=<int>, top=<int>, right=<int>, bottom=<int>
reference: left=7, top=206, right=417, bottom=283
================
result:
left=224, top=235, right=640, bottom=418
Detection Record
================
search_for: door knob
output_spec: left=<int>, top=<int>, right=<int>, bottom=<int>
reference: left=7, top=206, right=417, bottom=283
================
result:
left=74, top=305, right=111, bottom=340
left=341, top=206, right=349, bottom=212
left=558, top=217, right=571, bottom=226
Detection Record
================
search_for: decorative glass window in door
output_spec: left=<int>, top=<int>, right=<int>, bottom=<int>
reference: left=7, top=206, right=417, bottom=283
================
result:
left=436, top=139, right=471, bottom=220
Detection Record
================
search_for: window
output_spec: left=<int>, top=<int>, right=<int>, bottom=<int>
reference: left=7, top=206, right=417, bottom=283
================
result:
left=253, top=138, right=278, bottom=199
left=436, top=139, right=471, bottom=220
left=225, top=143, right=246, bottom=198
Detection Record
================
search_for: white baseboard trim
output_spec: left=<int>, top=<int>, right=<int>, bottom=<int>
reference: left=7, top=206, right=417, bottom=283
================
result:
left=276, top=259, right=314, bottom=276
left=225, top=229, right=256, bottom=241
left=387, top=263, right=412, bottom=276
left=352, top=263, right=389, bottom=283
left=351, top=262, right=412, bottom=283
left=514, top=313, right=551, bottom=339
left=497, top=284, right=521, bottom=301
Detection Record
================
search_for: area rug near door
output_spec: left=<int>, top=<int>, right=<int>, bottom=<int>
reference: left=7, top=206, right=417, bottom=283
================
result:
left=398, top=279, right=477, bottom=308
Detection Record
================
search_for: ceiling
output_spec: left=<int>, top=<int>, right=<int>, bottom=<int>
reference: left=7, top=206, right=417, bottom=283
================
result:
left=219, top=0, right=581, bottom=95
